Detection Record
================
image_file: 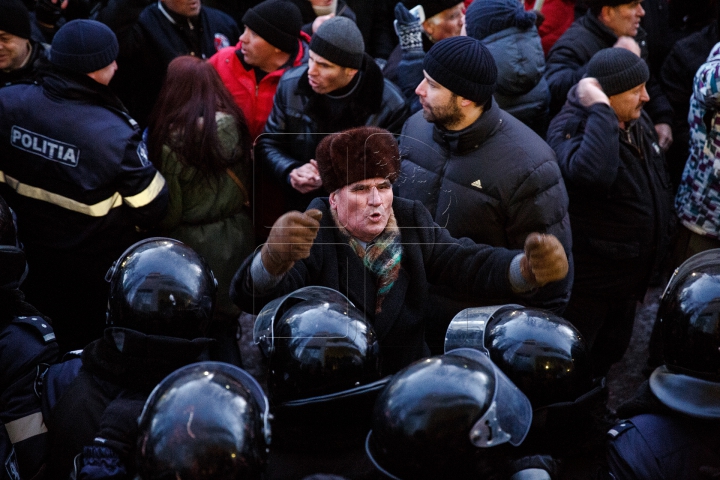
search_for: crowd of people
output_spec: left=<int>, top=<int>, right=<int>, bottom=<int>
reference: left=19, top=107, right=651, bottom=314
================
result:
left=1, top=0, right=720, bottom=478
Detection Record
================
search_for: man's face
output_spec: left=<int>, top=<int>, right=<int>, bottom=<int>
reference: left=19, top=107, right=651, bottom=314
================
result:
left=602, top=0, right=645, bottom=37
left=163, top=0, right=201, bottom=17
left=608, top=82, right=649, bottom=124
left=307, top=50, right=358, bottom=94
left=423, top=2, right=465, bottom=42
left=415, top=71, right=464, bottom=129
left=310, top=0, right=332, bottom=6
left=238, top=27, right=277, bottom=69
left=330, top=177, right=394, bottom=243
left=0, top=30, right=30, bottom=72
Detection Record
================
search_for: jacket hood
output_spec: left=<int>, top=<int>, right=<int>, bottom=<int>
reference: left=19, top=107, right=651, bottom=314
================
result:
left=483, top=26, right=545, bottom=96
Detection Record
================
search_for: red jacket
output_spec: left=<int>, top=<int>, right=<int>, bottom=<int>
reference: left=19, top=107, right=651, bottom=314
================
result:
left=209, top=32, right=311, bottom=140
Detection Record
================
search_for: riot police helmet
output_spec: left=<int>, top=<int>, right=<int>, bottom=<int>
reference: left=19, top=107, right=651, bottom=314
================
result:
left=366, top=348, right=532, bottom=480
left=136, top=361, right=271, bottom=479
left=445, top=305, right=594, bottom=408
left=105, top=237, right=217, bottom=340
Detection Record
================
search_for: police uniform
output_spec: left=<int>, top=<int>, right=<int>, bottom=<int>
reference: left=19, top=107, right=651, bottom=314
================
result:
left=607, top=414, right=720, bottom=480
left=0, top=315, right=58, bottom=480
left=0, top=69, right=168, bottom=352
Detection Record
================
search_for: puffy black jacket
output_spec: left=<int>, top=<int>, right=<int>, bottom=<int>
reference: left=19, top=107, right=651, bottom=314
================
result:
left=113, top=2, right=239, bottom=126
left=545, top=11, right=673, bottom=126
left=547, top=85, right=674, bottom=298
left=396, top=102, right=573, bottom=313
left=258, top=54, right=409, bottom=191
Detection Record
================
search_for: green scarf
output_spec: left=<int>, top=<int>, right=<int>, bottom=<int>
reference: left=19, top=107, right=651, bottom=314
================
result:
left=333, top=209, right=403, bottom=313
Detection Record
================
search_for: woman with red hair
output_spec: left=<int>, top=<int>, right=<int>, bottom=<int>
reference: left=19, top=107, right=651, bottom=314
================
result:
left=146, top=55, right=253, bottom=365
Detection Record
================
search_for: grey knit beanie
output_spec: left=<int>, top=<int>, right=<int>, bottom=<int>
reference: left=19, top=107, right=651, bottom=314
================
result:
left=309, top=16, right=364, bottom=69
left=51, top=19, right=118, bottom=74
left=586, top=48, right=649, bottom=97
left=423, top=36, right=497, bottom=105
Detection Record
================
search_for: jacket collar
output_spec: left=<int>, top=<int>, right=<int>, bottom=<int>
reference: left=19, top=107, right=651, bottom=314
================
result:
left=431, top=98, right=502, bottom=155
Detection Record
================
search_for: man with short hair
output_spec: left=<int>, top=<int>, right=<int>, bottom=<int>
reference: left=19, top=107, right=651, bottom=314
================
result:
left=0, top=0, right=49, bottom=86
left=0, top=20, right=169, bottom=353
left=258, top=16, right=408, bottom=213
left=210, top=0, right=310, bottom=140
left=547, top=48, right=674, bottom=376
left=396, top=36, right=572, bottom=346
left=545, top=0, right=674, bottom=150
left=114, top=0, right=239, bottom=126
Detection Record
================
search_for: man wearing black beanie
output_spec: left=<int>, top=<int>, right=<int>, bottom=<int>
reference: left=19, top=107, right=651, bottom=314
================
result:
left=0, top=0, right=49, bottom=85
left=547, top=47, right=674, bottom=377
left=396, top=35, right=573, bottom=349
left=257, top=15, right=408, bottom=218
left=0, top=19, right=169, bottom=354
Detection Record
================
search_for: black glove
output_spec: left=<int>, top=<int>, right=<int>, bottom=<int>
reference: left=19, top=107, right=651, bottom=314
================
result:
left=394, top=2, right=423, bottom=54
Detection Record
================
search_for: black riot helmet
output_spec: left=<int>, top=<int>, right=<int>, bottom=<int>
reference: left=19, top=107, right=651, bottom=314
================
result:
left=445, top=305, right=594, bottom=409
left=136, top=361, right=271, bottom=479
left=366, top=348, right=533, bottom=480
left=651, top=249, right=720, bottom=419
left=254, top=286, right=382, bottom=404
left=657, top=249, right=720, bottom=381
left=105, top=238, right=217, bottom=339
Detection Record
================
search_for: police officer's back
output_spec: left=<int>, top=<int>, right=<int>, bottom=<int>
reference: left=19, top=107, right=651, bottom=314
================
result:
left=0, top=19, right=168, bottom=354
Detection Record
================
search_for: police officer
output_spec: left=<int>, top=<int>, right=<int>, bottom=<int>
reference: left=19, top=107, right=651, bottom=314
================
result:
left=607, top=250, right=720, bottom=479
left=0, top=194, right=59, bottom=479
left=43, top=237, right=217, bottom=479
left=0, top=19, right=169, bottom=354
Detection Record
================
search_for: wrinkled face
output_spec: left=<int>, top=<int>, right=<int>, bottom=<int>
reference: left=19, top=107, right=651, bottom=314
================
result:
left=609, top=82, right=649, bottom=124
left=603, top=0, right=645, bottom=37
left=238, top=26, right=277, bottom=69
left=307, top=50, right=357, bottom=94
left=87, top=60, right=118, bottom=86
left=415, top=71, right=463, bottom=129
left=330, top=177, right=393, bottom=243
left=163, top=0, right=201, bottom=17
left=0, top=30, right=30, bottom=72
left=423, top=2, right=465, bottom=41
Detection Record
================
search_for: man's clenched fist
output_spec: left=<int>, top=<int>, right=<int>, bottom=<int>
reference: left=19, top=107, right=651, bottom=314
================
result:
left=261, top=209, right=322, bottom=276
left=520, top=233, right=569, bottom=287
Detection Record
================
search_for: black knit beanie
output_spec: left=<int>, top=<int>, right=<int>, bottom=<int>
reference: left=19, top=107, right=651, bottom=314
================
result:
left=309, top=16, right=364, bottom=69
left=0, top=0, right=31, bottom=40
left=242, top=0, right=302, bottom=54
left=423, top=36, right=497, bottom=105
left=51, top=19, right=119, bottom=74
left=586, top=48, right=649, bottom=97
left=585, top=0, right=639, bottom=9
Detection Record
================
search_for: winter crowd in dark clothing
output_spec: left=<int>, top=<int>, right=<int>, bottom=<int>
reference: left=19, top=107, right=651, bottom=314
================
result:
left=1, top=0, right=720, bottom=478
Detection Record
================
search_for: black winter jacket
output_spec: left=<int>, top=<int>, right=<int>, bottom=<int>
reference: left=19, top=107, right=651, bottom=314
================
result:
left=44, top=328, right=213, bottom=479
left=396, top=102, right=573, bottom=312
left=545, top=11, right=673, bottom=126
left=114, top=2, right=239, bottom=126
left=258, top=54, right=408, bottom=190
left=547, top=85, right=673, bottom=298
left=231, top=196, right=521, bottom=374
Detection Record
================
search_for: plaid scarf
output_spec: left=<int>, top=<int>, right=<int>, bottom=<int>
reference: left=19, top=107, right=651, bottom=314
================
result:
left=333, top=209, right=403, bottom=313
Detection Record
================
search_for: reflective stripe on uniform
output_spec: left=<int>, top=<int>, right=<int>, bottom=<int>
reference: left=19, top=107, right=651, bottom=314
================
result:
left=0, top=170, right=165, bottom=216
left=5, top=412, right=48, bottom=444
left=123, top=171, right=166, bottom=208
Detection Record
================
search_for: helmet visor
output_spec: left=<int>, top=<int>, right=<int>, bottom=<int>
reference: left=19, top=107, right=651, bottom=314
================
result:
left=444, top=305, right=522, bottom=354
left=447, top=348, right=532, bottom=447
left=253, top=286, right=355, bottom=355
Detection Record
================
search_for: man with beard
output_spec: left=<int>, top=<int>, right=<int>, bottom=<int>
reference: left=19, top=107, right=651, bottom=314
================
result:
left=395, top=36, right=572, bottom=350
left=547, top=47, right=674, bottom=377
left=257, top=16, right=408, bottom=212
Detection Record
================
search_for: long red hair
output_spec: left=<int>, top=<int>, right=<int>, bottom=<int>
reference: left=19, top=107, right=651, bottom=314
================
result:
left=147, top=56, right=250, bottom=177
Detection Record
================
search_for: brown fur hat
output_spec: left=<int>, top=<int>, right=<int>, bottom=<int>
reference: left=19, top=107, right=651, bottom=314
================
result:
left=316, top=127, right=401, bottom=193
